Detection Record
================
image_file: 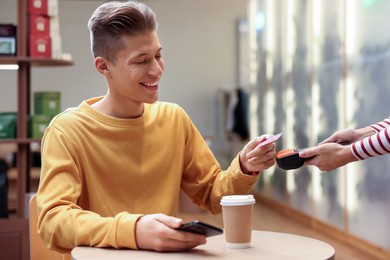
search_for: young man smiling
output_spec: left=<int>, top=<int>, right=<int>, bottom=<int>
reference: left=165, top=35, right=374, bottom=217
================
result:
left=36, top=1, right=276, bottom=259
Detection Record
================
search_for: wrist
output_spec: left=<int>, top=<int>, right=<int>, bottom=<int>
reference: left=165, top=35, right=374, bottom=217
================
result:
left=239, top=160, right=259, bottom=176
left=347, top=144, right=360, bottom=162
left=358, top=126, right=376, bottom=137
left=239, top=152, right=256, bottom=175
left=244, top=170, right=260, bottom=176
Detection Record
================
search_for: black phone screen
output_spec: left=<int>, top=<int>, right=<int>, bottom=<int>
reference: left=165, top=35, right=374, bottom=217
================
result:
left=176, top=220, right=223, bottom=237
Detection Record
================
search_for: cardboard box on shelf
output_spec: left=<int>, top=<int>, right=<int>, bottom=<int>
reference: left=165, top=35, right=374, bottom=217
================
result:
left=0, top=24, right=16, bottom=37
left=28, top=0, right=59, bottom=17
left=0, top=112, right=17, bottom=139
left=0, top=24, right=17, bottom=56
left=0, top=37, right=16, bottom=55
left=29, top=15, right=59, bottom=37
left=28, top=114, right=51, bottom=139
left=34, top=91, right=61, bottom=117
left=29, top=34, right=61, bottom=58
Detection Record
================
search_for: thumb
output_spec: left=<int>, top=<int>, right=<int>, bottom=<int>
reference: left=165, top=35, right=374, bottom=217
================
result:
left=156, top=214, right=183, bottom=228
left=319, top=135, right=338, bottom=145
left=299, top=147, right=318, bottom=158
left=252, top=134, right=272, bottom=150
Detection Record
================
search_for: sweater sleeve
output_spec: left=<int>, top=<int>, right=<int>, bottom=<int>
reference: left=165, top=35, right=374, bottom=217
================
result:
left=37, top=125, right=142, bottom=254
left=369, top=117, right=390, bottom=132
left=178, top=106, right=259, bottom=214
left=351, top=118, right=390, bottom=160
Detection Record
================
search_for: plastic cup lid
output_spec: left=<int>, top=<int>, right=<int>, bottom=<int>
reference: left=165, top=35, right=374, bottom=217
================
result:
left=220, top=194, right=256, bottom=206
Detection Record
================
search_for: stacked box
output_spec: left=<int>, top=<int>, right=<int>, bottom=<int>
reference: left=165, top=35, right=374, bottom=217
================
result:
left=0, top=24, right=17, bottom=56
left=28, top=0, right=59, bottom=16
left=29, top=35, right=61, bottom=58
left=34, top=91, right=61, bottom=117
left=28, top=0, right=62, bottom=58
left=0, top=112, right=17, bottom=139
left=29, top=15, right=59, bottom=36
left=28, top=114, right=51, bottom=139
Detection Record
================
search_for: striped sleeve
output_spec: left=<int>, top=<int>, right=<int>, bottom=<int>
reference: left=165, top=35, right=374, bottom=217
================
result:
left=369, top=117, right=390, bottom=132
left=351, top=126, right=390, bottom=160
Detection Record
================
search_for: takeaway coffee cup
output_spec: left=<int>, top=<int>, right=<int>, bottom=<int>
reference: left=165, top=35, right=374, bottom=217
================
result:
left=220, top=194, right=255, bottom=248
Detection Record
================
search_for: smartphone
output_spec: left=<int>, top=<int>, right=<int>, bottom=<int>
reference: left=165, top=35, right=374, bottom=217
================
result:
left=176, top=220, right=223, bottom=237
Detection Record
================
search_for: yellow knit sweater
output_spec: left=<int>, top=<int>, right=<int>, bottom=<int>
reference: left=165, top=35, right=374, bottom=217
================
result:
left=36, top=97, right=258, bottom=258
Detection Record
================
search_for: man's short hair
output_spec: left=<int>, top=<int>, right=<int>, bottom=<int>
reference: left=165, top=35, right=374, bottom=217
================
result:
left=88, top=1, right=157, bottom=63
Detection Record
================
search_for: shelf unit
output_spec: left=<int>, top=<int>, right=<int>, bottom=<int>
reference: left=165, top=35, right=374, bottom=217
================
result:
left=0, top=56, right=73, bottom=66
left=0, top=1, right=73, bottom=259
left=7, top=168, right=41, bottom=212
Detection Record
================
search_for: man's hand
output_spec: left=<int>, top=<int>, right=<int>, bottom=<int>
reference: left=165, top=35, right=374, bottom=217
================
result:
left=239, top=135, right=276, bottom=174
left=135, top=214, right=206, bottom=252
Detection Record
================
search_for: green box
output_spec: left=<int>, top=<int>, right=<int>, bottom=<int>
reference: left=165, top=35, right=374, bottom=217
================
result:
left=0, top=112, right=17, bottom=139
left=28, top=114, right=51, bottom=139
left=34, top=91, right=61, bottom=117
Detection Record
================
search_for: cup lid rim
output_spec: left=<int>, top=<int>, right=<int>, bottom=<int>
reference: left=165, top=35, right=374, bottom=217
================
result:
left=220, top=194, right=256, bottom=206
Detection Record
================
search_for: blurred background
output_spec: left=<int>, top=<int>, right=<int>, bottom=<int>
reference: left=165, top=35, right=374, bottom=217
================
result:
left=0, top=0, right=389, bottom=256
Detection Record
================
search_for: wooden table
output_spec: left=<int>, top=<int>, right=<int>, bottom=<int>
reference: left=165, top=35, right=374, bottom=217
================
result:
left=71, top=230, right=335, bottom=260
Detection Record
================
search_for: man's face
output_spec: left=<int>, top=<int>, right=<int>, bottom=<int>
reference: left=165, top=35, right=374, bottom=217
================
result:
left=106, top=31, right=164, bottom=105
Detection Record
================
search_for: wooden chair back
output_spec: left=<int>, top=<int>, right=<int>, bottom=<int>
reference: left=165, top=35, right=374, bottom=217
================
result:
left=29, top=195, right=63, bottom=260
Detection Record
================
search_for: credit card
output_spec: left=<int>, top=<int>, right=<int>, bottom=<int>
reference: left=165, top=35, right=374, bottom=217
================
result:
left=256, top=131, right=284, bottom=148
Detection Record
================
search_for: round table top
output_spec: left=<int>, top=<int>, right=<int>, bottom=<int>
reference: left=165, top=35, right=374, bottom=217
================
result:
left=71, top=230, right=335, bottom=260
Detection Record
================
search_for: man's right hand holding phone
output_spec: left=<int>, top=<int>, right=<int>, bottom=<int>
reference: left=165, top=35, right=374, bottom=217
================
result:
left=135, top=214, right=206, bottom=252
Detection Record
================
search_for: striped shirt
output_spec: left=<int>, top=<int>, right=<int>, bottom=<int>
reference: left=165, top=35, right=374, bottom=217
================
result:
left=351, top=117, right=390, bottom=160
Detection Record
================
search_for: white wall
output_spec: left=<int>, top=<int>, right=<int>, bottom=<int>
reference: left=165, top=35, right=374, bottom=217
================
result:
left=0, top=0, right=249, bottom=136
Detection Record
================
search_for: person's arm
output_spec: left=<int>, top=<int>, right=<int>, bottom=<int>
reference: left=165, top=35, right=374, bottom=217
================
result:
left=369, top=117, right=390, bottom=132
left=37, top=124, right=206, bottom=254
left=178, top=106, right=275, bottom=214
left=300, top=117, right=390, bottom=171
left=351, top=126, right=390, bottom=160
left=298, top=127, right=367, bottom=171
left=319, top=117, right=390, bottom=160
left=300, top=143, right=357, bottom=172
left=318, top=127, right=375, bottom=145
left=37, top=126, right=142, bottom=253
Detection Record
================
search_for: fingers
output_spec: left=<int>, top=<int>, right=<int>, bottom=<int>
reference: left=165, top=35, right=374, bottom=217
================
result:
left=309, top=158, right=334, bottom=172
left=247, top=141, right=275, bottom=158
left=247, top=146, right=275, bottom=163
left=299, top=147, right=318, bottom=158
left=154, top=215, right=207, bottom=246
left=154, top=221, right=207, bottom=251
left=172, top=230, right=207, bottom=247
left=302, top=154, right=317, bottom=166
left=154, top=214, right=183, bottom=229
left=319, top=134, right=338, bottom=145
left=136, top=214, right=206, bottom=252
left=254, top=134, right=275, bottom=149
left=154, top=231, right=206, bottom=252
left=247, top=135, right=269, bottom=151
left=319, top=128, right=357, bottom=145
left=248, top=156, right=275, bottom=171
left=243, top=143, right=276, bottom=172
left=146, top=233, right=206, bottom=252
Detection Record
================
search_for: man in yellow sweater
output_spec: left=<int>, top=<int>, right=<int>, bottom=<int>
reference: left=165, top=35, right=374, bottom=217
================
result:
left=36, top=1, right=276, bottom=258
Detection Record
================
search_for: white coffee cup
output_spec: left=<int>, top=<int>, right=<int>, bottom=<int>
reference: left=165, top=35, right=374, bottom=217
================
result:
left=220, top=195, right=255, bottom=248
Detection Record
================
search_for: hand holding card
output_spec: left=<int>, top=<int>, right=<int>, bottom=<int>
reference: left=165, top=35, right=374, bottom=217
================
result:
left=256, top=131, right=284, bottom=149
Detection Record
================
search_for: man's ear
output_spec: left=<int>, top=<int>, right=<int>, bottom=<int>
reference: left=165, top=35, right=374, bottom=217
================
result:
left=95, top=57, right=110, bottom=75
